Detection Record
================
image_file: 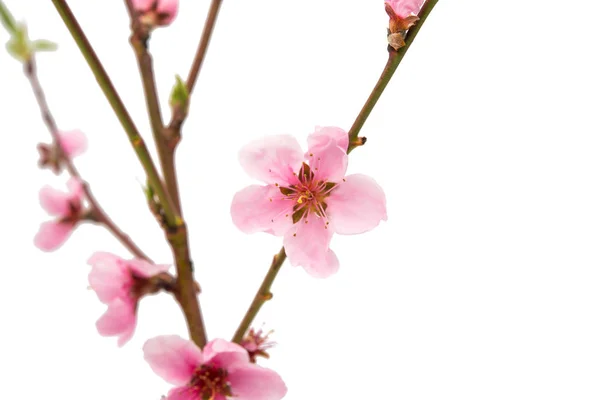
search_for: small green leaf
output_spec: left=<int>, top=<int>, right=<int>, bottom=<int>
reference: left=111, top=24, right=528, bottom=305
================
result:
left=169, top=74, right=189, bottom=111
left=5, top=23, right=31, bottom=61
left=0, top=1, right=17, bottom=34
left=32, top=39, right=57, bottom=52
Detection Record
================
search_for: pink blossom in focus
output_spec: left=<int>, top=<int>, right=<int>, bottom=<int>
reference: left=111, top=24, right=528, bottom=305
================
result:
left=385, top=0, right=425, bottom=19
left=132, top=0, right=179, bottom=27
left=231, top=127, right=387, bottom=278
left=88, top=252, right=170, bottom=347
left=34, top=178, right=84, bottom=251
left=144, top=335, right=287, bottom=400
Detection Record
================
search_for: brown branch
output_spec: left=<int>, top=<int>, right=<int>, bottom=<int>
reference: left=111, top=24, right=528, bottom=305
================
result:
left=232, top=247, right=286, bottom=343
left=124, top=1, right=208, bottom=348
left=166, top=0, right=223, bottom=137
left=24, top=58, right=151, bottom=262
left=50, top=0, right=180, bottom=228
left=185, top=0, right=223, bottom=96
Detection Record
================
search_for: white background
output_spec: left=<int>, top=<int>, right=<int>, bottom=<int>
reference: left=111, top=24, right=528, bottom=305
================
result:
left=1, top=0, right=599, bottom=399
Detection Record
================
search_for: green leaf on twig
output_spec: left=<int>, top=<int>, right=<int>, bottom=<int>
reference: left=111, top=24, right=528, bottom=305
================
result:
left=1, top=2, right=57, bottom=62
left=0, top=1, right=17, bottom=34
left=5, top=23, right=31, bottom=61
left=31, top=39, right=58, bottom=52
left=169, top=75, right=189, bottom=112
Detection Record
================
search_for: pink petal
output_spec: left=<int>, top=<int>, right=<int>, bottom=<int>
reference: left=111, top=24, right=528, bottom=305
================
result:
left=306, top=130, right=348, bottom=183
left=131, top=0, right=154, bottom=11
left=283, top=213, right=334, bottom=273
left=202, top=339, right=249, bottom=369
left=66, top=177, right=84, bottom=200
left=231, top=185, right=294, bottom=236
left=38, top=185, right=71, bottom=216
left=127, top=259, right=170, bottom=278
left=238, top=135, right=304, bottom=185
left=386, top=0, right=425, bottom=18
left=228, top=364, right=287, bottom=400
left=87, top=252, right=131, bottom=303
left=34, top=221, right=73, bottom=251
left=165, top=386, right=200, bottom=400
left=156, top=0, right=179, bottom=25
left=143, top=335, right=203, bottom=386
left=301, top=249, right=340, bottom=279
left=326, top=174, right=387, bottom=235
left=96, top=297, right=137, bottom=347
left=307, top=126, right=349, bottom=154
left=58, top=130, right=87, bottom=158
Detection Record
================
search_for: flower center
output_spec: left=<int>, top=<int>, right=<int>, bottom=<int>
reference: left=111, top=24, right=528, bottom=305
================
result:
left=58, top=199, right=82, bottom=225
left=279, top=162, right=337, bottom=224
left=190, top=365, right=232, bottom=400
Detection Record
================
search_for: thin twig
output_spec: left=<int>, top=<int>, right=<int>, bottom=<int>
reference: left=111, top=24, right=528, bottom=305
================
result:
left=185, top=0, right=223, bottom=95
left=347, top=0, right=439, bottom=152
left=50, top=0, right=180, bottom=228
left=25, top=58, right=151, bottom=262
left=232, top=247, right=286, bottom=343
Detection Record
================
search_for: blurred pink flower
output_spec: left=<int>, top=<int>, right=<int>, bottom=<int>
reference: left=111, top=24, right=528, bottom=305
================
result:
left=34, top=178, right=84, bottom=251
left=37, top=130, right=88, bottom=173
left=231, top=126, right=387, bottom=278
left=132, top=0, right=179, bottom=27
left=59, top=129, right=88, bottom=158
left=385, top=0, right=424, bottom=19
left=88, top=252, right=170, bottom=347
left=144, top=335, right=287, bottom=400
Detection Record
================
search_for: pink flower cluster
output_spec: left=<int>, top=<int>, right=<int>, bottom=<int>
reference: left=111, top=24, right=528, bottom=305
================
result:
left=30, top=8, right=393, bottom=391
left=231, top=126, right=387, bottom=278
left=35, top=130, right=88, bottom=251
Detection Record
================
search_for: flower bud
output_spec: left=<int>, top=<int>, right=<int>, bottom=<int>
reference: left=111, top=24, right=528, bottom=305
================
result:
left=132, top=0, right=179, bottom=29
left=384, top=0, right=424, bottom=50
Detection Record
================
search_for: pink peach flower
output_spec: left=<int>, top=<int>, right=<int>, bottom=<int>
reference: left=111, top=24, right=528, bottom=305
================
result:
left=144, top=335, right=287, bottom=400
left=231, top=127, right=387, bottom=278
left=88, top=252, right=170, bottom=347
left=34, top=177, right=84, bottom=251
left=385, top=0, right=425, bottom=19
left=132, top=0, right=179, bottom=27
left=38, top=130, right=87, bottom=173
